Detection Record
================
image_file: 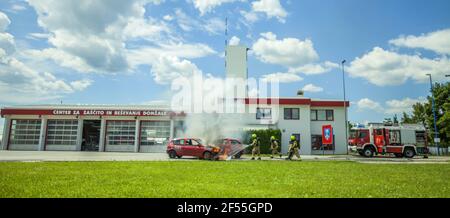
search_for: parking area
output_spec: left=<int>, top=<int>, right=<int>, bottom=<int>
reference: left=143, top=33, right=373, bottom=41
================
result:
left=0, top=150, right=449, bottom=163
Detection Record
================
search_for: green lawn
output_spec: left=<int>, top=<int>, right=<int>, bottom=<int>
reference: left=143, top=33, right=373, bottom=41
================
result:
left=0, top=161, right=449, bottom=198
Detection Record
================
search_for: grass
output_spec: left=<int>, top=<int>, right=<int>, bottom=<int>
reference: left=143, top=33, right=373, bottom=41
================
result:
left=0, top=161, right=449, bottom=198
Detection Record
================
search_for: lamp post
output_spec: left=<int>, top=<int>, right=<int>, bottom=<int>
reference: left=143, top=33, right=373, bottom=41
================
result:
left=341, top=60, right=348, bottom=155
left=426, top=74, right=440, bottom=155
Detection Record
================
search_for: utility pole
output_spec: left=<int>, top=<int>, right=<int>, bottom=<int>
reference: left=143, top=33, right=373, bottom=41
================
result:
left=426, top=74, right=440, bottom=155
left=342, top=60, right=348, bottom=155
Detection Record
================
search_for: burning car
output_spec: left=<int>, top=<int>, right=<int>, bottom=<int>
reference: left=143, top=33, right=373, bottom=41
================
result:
left=166, top=138, right=221, bottom=160
left=213, top=138, right=246, bottom=160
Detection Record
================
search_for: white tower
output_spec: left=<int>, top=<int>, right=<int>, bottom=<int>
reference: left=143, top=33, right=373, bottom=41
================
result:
left=225, top=45, right=248, bottom=80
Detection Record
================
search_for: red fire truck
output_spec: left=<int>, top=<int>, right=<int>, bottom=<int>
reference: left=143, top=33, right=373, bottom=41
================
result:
left=349, top=123, right=428, bottom=158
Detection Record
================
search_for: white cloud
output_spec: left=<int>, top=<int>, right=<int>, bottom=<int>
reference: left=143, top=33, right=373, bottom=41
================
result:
left=261, top=72, right=303, bottom=83
left=151, top=56, right=202, bottom=84
left=302, top=83, right=323, bottom=93
left=26, top=0, right=168, bottom=73
left=11, top=4, right=27, bottom=12
left=252, top=32, right=319, bottom=68
left=26, top=32, right=52, bottom=40
left=192, top=0, right=241, bottom=15
left=204, top=18, right=226, bottom=35
left=356, top=97, right=427, bottom=115
left=229, top=36, right=240, bottom=46
left=389, top=28, right=450, bottom=55
left=0, top=11, right=91, bottom=104
left=289, top=61, right=339, bottom=75
left=240, top=10, right=259, bottom=23
left=70, top=79, right=93, bottom=91
left=356, top=98, right=383, bottom=112
left=173, top=8, right=225, bottom=35
left=252, top=0, right=287, bottom=23
left=127, top=42, right=216, bottom=68
left=347, top=47, right=450, bottom=86
left=385, top=97, right=427, bottom=114
left=163, top=14, right=173, bottom=21
left=0, top=12, right=11, bottom=32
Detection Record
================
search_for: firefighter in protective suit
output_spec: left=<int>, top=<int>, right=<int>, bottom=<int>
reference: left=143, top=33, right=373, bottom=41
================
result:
left=286, top=135, right=301, bottom=160
left=270, top=136, right=282, bottom=158
left=251, top=134, right=261, bottom=160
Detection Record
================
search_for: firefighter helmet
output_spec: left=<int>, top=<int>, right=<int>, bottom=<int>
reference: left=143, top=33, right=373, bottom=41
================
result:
left=270, top=136, right=276, bottom=140
left=290, top=135, right=296, bottom=141
left=252, top=134, right=257, bottom=139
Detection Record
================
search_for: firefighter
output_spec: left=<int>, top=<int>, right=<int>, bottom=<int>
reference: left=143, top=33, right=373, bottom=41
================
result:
left=251, top=133, right=261, bottom=160
left=270, top=136, right=282, bottom=158
left=286, top=135, right=301, bottom=160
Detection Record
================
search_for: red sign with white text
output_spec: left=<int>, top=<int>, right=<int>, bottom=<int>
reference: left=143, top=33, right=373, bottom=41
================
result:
left=322, top=125, right=333, bottom=145
left=0, top=109, right=185, bottom=117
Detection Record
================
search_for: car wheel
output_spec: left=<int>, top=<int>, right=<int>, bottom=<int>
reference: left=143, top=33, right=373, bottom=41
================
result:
left=363, top=147, right=374, bottom=158
left=234, top=151, right=243, bottom=159
left=404, top=148, right=415, bottom=158
left=168, top=150, right=177, bottom=159
left=203, top=151, right=212, bottom=160
left=394, top=153, right=403, bottom=158
left=358, top=151, right=364, bottom=156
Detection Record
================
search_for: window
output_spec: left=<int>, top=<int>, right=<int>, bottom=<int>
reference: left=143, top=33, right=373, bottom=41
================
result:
left=140, top=121, right=170, bottom=146
left=9, top=120, right=41, bottom=145
left=311, top=135, right=335, bottom=151
left=311, top=110, right=317, bottom=121
left=326, top=110, right=334, bottom=121
left=311, top=110, right=334, bottom=121
left=173, top=139, right=185, bottom=145
left=47, top=120, right=78, bottom=145
left=359, top=132, right=367, bottom=138
left=106, top=121, right=136, bottom=146
left=284, top=108, right=300, bottom=120
left=256, top=108, right=272, bottom=119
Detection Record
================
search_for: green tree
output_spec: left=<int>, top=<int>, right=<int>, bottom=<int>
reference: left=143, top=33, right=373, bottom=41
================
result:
left=404, top=82, right=450, bottom=147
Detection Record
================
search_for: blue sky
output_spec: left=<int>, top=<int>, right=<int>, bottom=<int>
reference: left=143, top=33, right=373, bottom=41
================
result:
left=1, top=0, right=450, bottom=129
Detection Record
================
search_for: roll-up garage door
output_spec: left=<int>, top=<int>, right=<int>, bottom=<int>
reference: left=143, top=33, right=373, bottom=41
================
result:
left=8, top=119, right=41, bottom=151
left=46, top=120, right=78, bottom=151
left=139, top=121, right=170, bottom=153
left=105, top=120, right=136, bottom=152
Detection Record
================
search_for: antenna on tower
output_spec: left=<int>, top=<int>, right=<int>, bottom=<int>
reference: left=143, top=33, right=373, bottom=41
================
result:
left=225, top=17, right=228, bottom=68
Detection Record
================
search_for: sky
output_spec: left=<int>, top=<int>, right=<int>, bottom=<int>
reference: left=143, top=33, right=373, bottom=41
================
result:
left=1, top=0, right=450, bottom=133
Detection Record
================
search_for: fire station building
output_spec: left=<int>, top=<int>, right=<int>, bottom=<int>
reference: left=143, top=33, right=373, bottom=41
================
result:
left=0, top=97, right=349, bottom=155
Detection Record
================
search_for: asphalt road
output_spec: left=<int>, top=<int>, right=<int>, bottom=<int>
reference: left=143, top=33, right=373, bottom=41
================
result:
left=0, top=151, right=449, bottom=163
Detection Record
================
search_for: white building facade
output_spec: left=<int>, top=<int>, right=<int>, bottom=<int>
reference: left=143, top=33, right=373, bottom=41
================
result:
left=1, top=97, right=349, bottom=155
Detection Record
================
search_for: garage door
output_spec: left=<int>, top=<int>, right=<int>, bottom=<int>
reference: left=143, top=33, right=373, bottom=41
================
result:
left=46, top=120, right=78, bottom=151
left=139, top=121, right=170, bottom=153
left=105, top=120, right=136, bottom=152
left=8, top=119, right=41, bottom=151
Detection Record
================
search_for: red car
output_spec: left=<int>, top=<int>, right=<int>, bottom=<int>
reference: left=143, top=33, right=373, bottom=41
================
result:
left=214, top=138, right=245, bottom=159
left=166, top=138, right=221, bottom=160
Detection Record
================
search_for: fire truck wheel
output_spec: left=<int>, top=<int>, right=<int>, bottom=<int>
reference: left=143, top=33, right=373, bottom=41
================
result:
left=404, top=148, right=415, bottom=158
left=168, top=150, right=177, bottom=159
left=363, top=147, right=374, bottom=158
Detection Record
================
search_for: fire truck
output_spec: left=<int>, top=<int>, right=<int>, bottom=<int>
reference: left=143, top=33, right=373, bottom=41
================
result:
left=349, top=123, right=428, bottom=158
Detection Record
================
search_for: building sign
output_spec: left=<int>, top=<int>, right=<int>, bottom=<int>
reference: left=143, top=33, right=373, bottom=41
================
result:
left=52, top=110, right=168, bottom=116
left=322, top=125, right=333, bottom=145
left=0, top=109, right=179, bottom=117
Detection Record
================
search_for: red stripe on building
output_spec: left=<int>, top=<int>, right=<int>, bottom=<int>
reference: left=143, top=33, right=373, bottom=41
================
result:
left=243, top=98, right=349, bottom=107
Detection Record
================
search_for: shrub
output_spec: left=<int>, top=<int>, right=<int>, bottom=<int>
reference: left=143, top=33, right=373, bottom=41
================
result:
left=243, top=129, right=282, bottom=154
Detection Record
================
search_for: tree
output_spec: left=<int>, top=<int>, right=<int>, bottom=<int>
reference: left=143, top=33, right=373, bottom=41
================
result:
left=404, top=82, right=450, bottom=147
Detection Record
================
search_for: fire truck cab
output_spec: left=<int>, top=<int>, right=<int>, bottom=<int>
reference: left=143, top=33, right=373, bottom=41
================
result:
left=349, top=123, right=428, bottom=158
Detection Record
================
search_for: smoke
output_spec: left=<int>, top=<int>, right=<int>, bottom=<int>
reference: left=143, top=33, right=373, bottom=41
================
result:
left=171, top=74, right=250, bottom=145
